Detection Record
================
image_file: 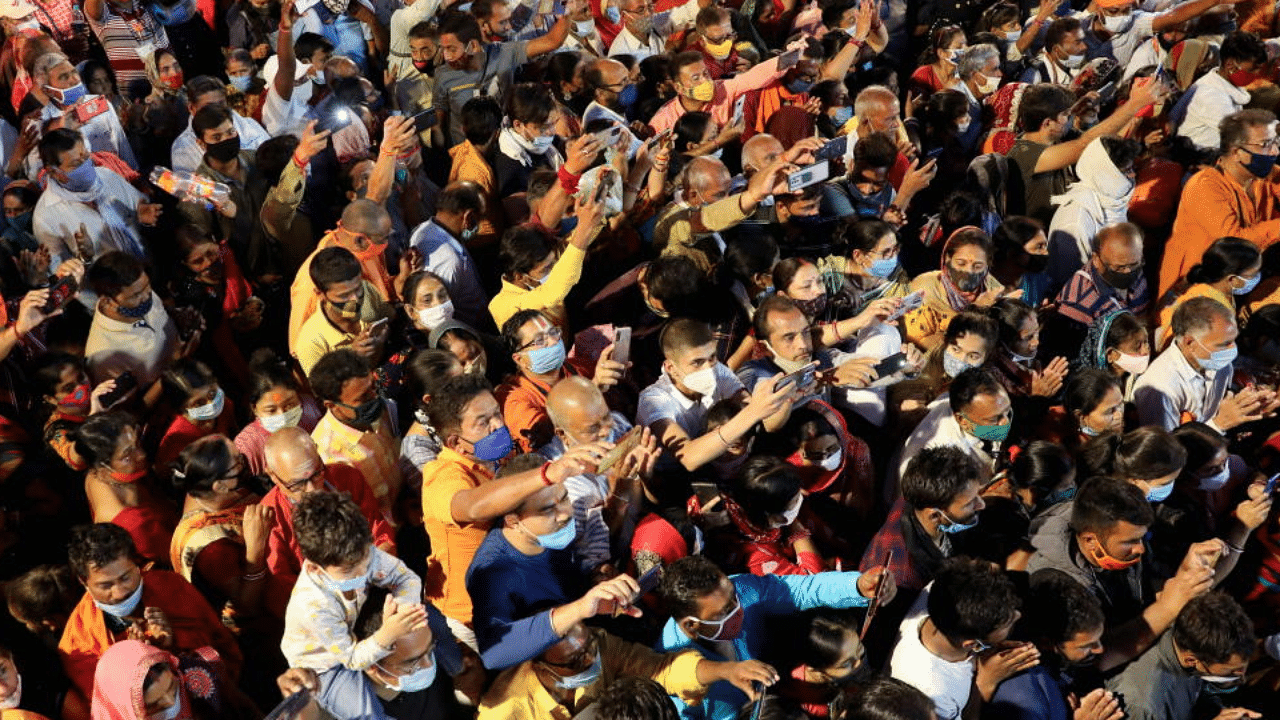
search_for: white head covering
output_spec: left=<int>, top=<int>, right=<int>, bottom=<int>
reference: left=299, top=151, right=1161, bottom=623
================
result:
left=1052, top=136, right=1134, bottom=224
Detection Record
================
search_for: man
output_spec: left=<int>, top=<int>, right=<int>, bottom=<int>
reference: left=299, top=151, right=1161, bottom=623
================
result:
left=31, top=51, right=135, bottom=168
left=83, top=251, right=186, bottom=387
left=420, top=375, right=609, bottom=647
left=1007, top=79, right=1165, bottom=226
left=561, top=0, right=605, bottom=56
left=58, top=524, right=241, bottom=701
left=289, top=0, right=388, bottom=72
left=478, top=621, right=777, bottom=719
left=170, top=74, right=270, bottom=174
left=656, top=554, right=891, bottom=720
left=542, top=377, right=657, bottom=575
left=1053, top=222, right=1150, bottom=328
left=649, top=49, right=791, bottom=134
left=740, top=35, right=861, bottom=141
left=409, top=182, right=488, bottom=327
left=1081, top=0, right=1243, bottom=69
left=263, top=18, right=332, bottom=135
left=259, top=426, right=394, bottom=590
left=294, top=247, right=394, bottom=376
left=1134, top=297, right=1279, bottom=431
left=309, top=349, right=402, bottom=520
left=289, top=198, right=397, bottom=349
left=582, top=57, right=643, bottom=143
left=888, top=558, right=1036, bottom=720
left=637, top=318, right=794, bottom=472
left=1162, top=109, right=1280, bottom=297
left=1028, top=477, right=1221, bottom=670
left=1173, top=31, right=1267, bottom=152
left=493, top=83, right=564, bottom=198
left=608, top=0, right=707, bottom=60
left=1020, top=17, right=1085, bottom=85
left=862, top=446, right=987, bottom=595
left=394, top=22, right=436, bottom=137
left=1105, top=593, right=1259, bottom=720
left=32, top=129, right=156, bottom=272
left=433, top=5, right=580, bottom=145
left=688, top=6, right=746, bottom=80
left=83, top=0, right=169, bottom=86
left=986, top=569, right=1119, bottom=720
left=896, top=368, right=1011, bottom=482
left=473, top=0, right=514, bottom=41
left=497, top=309, right=626, bottom=452
left=1046, top=138, right=1140, bottom=286
left=953, top=44, right=1002, bottom=154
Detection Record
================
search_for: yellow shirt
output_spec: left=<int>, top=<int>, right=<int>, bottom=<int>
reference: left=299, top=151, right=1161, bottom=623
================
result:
left=489, top=244, right=587, bottom=330
left=292, top=281, right=394, bottom=376
left=478, top=628, right=709, bottom=720
left=422, top=446, right=494, bottom=623
left=311, top=410, right=401, bottom=519
left=288, top=232, right=397, bottom=352
left=903, top=270, right=1004, bottom=349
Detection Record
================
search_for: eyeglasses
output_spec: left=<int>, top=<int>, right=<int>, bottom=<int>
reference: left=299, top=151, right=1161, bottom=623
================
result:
left=541, top=633, right=599, bottom=670
left=704, top=30, right=736, bottom=43
left=517, top=325, right=562, bottom=352
left=1242, top=139, right=1280, bottom=152
left=280, top=467, right=324, bottom=493
left=802, top=447, right=839, bottom=463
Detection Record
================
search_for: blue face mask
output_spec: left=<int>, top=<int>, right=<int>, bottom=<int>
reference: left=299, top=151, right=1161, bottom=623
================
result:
left=94, top=577, right=144, bottom=617
left=150, top=0, right=196, bottom=25
left=551, top=650, right=603, bottom=690
left=938, top=510, right=979, bottom=534
left=1145, top=481, right=1174, bottom=503
left=1080, top=423, right=1103, bottom=437
left=1241, top=148, right=1277, bottom=178
left=156, top=690, right=182, bottom=720
left=117, top=294, right=154, bottom=319
left=522, top=517, right=577, bottom=550
left=868, top=256, right=898, bottom=278
left=186, top=387, right=225, bottom=422
left=832, top=106, right=854, bottom=126
left=943, top=352, right=975, bottom=378
left=617, top=83, right=638, bottom=109
left=526, top=340, right=567, bottom=374
left=605, top=5, right=621, bottom=24
left=785, top=77, right=815, bottom=94
left=1043, top=486, right=1076, bottom=506
left=229, top=75, right=253, bottom=93
left=48, top=81, right=86, bottom=107
left=322, top=563, right=370, bottom=593
left=380, top=658, right=437, bottom=693
left=1231, top=273, right=1261, bottom=295
left=471, top=425, right=513, bottom=462
left=962, top=413, right=1011, bottom=444
left=1194, top=338, right=1238, bottom=372
left=61, top=158, right=98, bottom=193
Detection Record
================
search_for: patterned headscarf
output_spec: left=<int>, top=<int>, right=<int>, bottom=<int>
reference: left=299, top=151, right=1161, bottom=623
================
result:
left=984, top=82, right=1027, bottom=155
left=1164, top=39, right=1211, bottom=92
left=1074, top=309, right=1133, bottom=372
left=940, top=226, right=988, bottom=311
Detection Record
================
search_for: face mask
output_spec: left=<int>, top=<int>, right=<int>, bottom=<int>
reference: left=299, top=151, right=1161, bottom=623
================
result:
left=332, top=295, right=362, bottom=320
left=1113, top=350, right=1149, bottom=375
left=321, top=564, right=369, bottom=593
left=711, top=451, right=750, bottom=479
left=345, top=396, right=385, bottom=427
left=526, top=133, right=555, bottom=154
left=205, top=135, right=241, bottom=163
left=1025, top=252, right=1050, bottom=273
left=1194, top=340, right=1238, bottom=372
left=773, top=494, right=803, bottom=528
left=705, top=37, right=734, bottom=60
left=794, top=294, right=829, bottom=318
left=819, top=449, right=843, bottom=472
left=955, top=119, right=971, bottom=134
left=1228, top=69, right=1259, bottom=87
left=943, top=352, right=976, bottom=378
left=110, top=468, right=147, bottom=483
left=770, top=350, right=811, bottom=375
left=526, top=340, right=567, bottom=374
left=471, top=425, right=513, bottom=462
left=832, top=106, right=853, bottom=126
left=1231, top=273, right=1261, bottom=295
left=47, top=81, right=86, bottom=106
left=1080, top=422, right=1103, bottom=437
left=605, top=5, right=621, bottom=24
left=313, top=69, right=327, bottom=86
left=186, top=387, right=225, bottom=422
left=416, top=300, right=454, bottom=330
left=1100, top=267, right=1139, bottom=290
left=688, top=600, right=743, bottom=641
left=868, top=256, right=898, bottom=278
left=151, top=0, right=196, bottom=25
left=159, top=71, right=185, bottom=92
left=785, top=77, right=814, bottom=94
left=521, top=517, right=577, bottom=550
left=229, top=75, right=253, bottom=92
left=1063, top=53, right=1085, bottom=69
left=60, top=382, right=92, bottom=410
left=1004, top=29, right=1022, bottom=43
left=1101, top=13, right=1133, bottom=33
left=117, top=293, right=154, bottom=319
left=680, top=364, right=719, bottom=396
left=94, top=577, right=144, bottom=617
left=1087, top=539, right=1140, bottom=570
left=937, top=509, right=978, bottom=534
left=686, top=79, right=715, bottom=102
left=849, top=180, right=892, bottom=217
left=628, top=14, right=653, bottom=35
left=946, top=49, right=962, bottom=63
left=1199, top=673, right=1243, bottom=693
left=61, top=158, right=98, bottom=193
left=551, top=650, right=603, bottom=690
left=380, top=659, right=437, bottom=692
left=261, top=405, right=304, bottom=432
left=1006, top=346, right=1037, bottom=365
left=617, top=83, right=638, bottom=109
left=1043, top=486, right=1076, bottom=506
left=574, top=19, right=596, bottom=35
left=153, top=689, right=182, bottom=720
left=976, top=72, right=999, bottom=95
left=0, top=674, right=21, bottom=710
left=948, top=266, right=984, bottom=293
left=1198, top=465, right=1230, bottom=491
left=962, top=413, right=1011, bottom=444
left=967, top=639, right=991, bottom=655
left=1145, top=481, right=1173, bottom=503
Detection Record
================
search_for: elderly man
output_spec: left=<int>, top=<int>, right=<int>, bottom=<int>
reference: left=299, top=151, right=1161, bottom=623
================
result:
left=608, top=0, right=708, bottom=59
left=649, top=49, right=790, bottom=134
left=32, top=51, right=136, bottom=169
left=688, top=6, right=746, bottom=80
left=583, top=58, right=644, bottom=140
left=1053, top=222, right=1150, bottom=329
left=955, top=44, right=1002, bottom=154
left=561, top=0, right=605, bottom=55
left=1161, top=109, right=1280, bottom=297
left=1134, top=296, right=1280, bottom=431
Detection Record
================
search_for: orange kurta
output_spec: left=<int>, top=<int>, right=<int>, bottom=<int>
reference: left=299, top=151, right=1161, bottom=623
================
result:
left=448, top=140, right=503, bottom=244
left=1160, top=166, right=1280, bottom=298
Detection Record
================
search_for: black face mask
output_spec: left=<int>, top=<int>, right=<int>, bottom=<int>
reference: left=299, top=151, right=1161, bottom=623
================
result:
left=848, top=178, right=892, bottom=218
left=948, top=266, right=984, bottom=292
left=1101, top=267, right=1139, bottom=290
left=205, top=135, right=241, bottom=163
left=1024, top=251, right=1049, bottom=273
left=344, top=395, right=384, bottom=428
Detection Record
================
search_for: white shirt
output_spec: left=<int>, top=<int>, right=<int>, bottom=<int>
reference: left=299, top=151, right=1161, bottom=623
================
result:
left=33, top=166, right=146, bottom=269
left=39, top=96, right=137, bottom=169
left=889, top=610, right=974, bottom=720
left=261, top=56, right=317, bottom=136
left=1173, top=71, right=1251, bottom=151
left=1133, top=343, right=1231, bottom=431
left=607, top=0, right=701, bottom=59
left=893, top=396, right=997, bottom=498
left=1123, top=35, right=1166, bottom=83
left=388, top=0, right=442, bottom=81
left=637, top=363, right=744, bottom=439
left=170, top=111, right=270, bottom=173
left=84, top=291, right=179, bottom=387
left=408, top=219, right=488, bottom=327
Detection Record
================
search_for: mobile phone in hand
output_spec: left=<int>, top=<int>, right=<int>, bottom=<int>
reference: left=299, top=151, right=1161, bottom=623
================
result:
left=99, top=371, right=137, bottom=409
left=612, top=326, right=632, bottom=366
left=873, top=352, right=908, bottom=378
left=43, top=275, right=78, bottom=314
left=786, top=161, right=830, bottom=193
left=264, top=690, right=311, bottom=720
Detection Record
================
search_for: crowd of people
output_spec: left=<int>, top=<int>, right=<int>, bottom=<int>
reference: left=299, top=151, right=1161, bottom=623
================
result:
left=2, top=0, right=1280, bottom=718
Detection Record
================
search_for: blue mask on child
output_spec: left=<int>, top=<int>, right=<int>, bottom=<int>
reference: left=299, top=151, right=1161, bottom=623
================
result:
left=322, top=565, right=369, bottom=593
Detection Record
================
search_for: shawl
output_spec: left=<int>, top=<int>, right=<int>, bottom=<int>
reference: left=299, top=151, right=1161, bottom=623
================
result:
left=1050, top=136, right=1134, bottom=231
left=1072, top=308, right=1133, bottom=372
left=939, top=226, right=988, bottom=311
left=169, top=499, right=251, bottom=583
left=982, top=82, right=1027, bottom=155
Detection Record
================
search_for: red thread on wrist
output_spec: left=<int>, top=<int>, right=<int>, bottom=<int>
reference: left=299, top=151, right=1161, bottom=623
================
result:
left=540, top=462, right=554, bottom=486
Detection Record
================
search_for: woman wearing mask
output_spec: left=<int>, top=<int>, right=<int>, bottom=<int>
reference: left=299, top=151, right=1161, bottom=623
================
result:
left=907, top=90, right=971, bottom=200
left=224, top=49, right=265, bottom=120
left=1075, top=309, right=1151, bottom=399
left=908, top=24, right=965, bottom=97
left=1060, top=368, right=1126, bottom=450
left=828, top=220, right=910, bottom=316
left=990, top=215, right=1051, bottom=308
left=1016, top=441, right=1078, bottom=532
left=889, top=311, right=997, bottom=434
left=0, top=182, right=41, bottom=293
left=156, top=360, right=236, bottom=471
left=1156, top=236, right=1260, bottom=350
left=716, top=456, right=825, bottom=576
left=89, top=640, right=249, bottom=720
left=988, top=297, right=1069, bottom=399
left=1080, top=425, right=1186, bottom=505
left=429, top=320, right=512, bottom=387
left=0, top=639, right=66, bottom=720
left=780, top=406, right=875, bottom=539
left=775, top=612, right=868, bottom=718
left=810, top=80, right=851, bottom=139
left=904, top=227, right=1009, bottom=350
left=773, top=257, right=900, bottom=352
left=722, top=234, right=779, bottom=319
left=126, top=49, right=189, bottom=169
left=1047, top=136, right=1141, bottom=285
left=75, top=412, right=178, bottom=567
left=380, top=270, right=457, bottom=396
left=233, top=350, right=322, bottom=474
left=34, top=353, right=123, bottom=472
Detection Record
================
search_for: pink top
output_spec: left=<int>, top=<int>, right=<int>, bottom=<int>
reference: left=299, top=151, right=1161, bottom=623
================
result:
left=649, top=55, right=787, bottom=134
left=233, top=396, right=324, bottom=474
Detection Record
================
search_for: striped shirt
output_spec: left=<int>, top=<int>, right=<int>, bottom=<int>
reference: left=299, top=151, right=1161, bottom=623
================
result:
left=1055, top=262, right=1150, bottom=326
left=86, top=0, right=169, bottom=86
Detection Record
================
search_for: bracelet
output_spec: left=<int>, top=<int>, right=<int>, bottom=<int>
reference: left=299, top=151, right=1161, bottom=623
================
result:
left=540, top=462, right=555, bottom=486
left=291, top=152, right=309, bottom=169
left=1225, top=541, right=1245, bottom=554
left=379, top=147, right=398, bottom=157
left=558, top=165, right=581, bottom=194
left=241, top=569, right=267, bottom=582
left=715, top=427, right=731, bottom=447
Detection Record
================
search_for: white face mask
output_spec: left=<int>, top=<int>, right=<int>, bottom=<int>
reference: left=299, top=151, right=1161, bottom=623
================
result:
left=94, top=577, right=144, bottom=617
left=1102, top=12, right=1133, bottom=33
left=261, top=405, right=304, bottom=433
left=956, top=119, right=971, bottom=134
left=681, top=365, right=719, bottom=396
left=976, top=72, right=999, bottom=95
left=1198, top=465, right=1230, bottom=491
left=574, top=19, right=595, bottom=35
left=416, top=300, right=455, bottom=330
left=773, top=493, right=803, bottom=527
left=1063, top=53, right=1085, bottom=68
left=1113, top=351, right=1149, bottom=376
left=819, top=449, right=843, bottom=472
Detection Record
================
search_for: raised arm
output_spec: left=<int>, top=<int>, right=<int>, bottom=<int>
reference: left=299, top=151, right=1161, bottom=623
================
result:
left=1153, top=0, right=1245, bottom=32
left=275, top=0, right=298, bottom=102
left=1036, top=77, right=1168, bottom=173
left=448, top=444, right=607, bottom=523
left=528, top=0, right=586, bottom=58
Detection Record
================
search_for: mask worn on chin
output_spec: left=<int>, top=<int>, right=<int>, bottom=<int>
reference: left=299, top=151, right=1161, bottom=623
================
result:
left=937, top=509, right=978, bottom=533
left=1043, top=486, right=1076, bottom=506
left=204, top=135, right=241, bottom=163
left=976, top=72, right=999, bottom=95
left=345, top=395, right=385, bottom=427
left=1024, top=252, right=1049, bottom=273
left=61, top=158, right=98, bottom=193
left=549, top=650, right=603, bottom=690
left=689, top=600, right=744, bottom=641
left=704, top=37, right=734, bottom=60
left=46, top=81, right=87, bottom=106
left=685, top=79, right=715, bottom=102
left=1199, top=674, right=1243, bottom=694
left=116, top=293, right=154, bottom=319
left=831, top=106, right=854, bottom=126
left=413, top=60, right=435, bottom=76
left=1198, top=465, right=1231, bottom=491
left=229, top=74, right=253, bottom=92
left=1087, top=538, right=1140, bottom=570
left=94, top=577, right=145, bottom=617
left=1100, top=267, right=1139, bottom=290
left=332, top=296, right=362, bottom=320
left=416, top=300, right=454, bottom=330
left=948, top=266, right=984, bottom=293
left=520, top=517, right=578, bottom=550
left=793, top=294, right=829, bottom=318
left=785, top=77, right=814, bottom=94
left=0, top=673, right=20, bottom=710
left=260, top=405, right=304, bottom=432
left=1240, top=148, right=1278, bottom=178
left=1113, top=351, right=1149, bottom=375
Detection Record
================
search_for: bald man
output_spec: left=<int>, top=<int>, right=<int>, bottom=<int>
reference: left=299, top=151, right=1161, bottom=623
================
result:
left=583, top=58, right=646, bottom=153
left=849, top=85, right=912, bottom=185
left=259, top=427, right=396, bottom=588
left=1053, top=222, right=1150, bottom=327
left=741, top=134, right=823, bottom=181
left=541, top=377, right=658, bottom=576
left=289, top=199, right=397, bottom=349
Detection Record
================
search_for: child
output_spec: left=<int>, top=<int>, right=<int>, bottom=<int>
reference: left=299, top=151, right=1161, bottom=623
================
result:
left=281, top=492, right=426, bottom=681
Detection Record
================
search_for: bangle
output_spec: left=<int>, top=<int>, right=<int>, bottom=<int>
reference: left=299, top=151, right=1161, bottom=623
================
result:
left=558, top=165, right=581, bottom=194
left=540, top=462, right=555, bottom=486
left=715, top=427, right=731, bottom=447
left=241, top=569, right=267, bottom=582
left=291, top=152, right=309, bottom=168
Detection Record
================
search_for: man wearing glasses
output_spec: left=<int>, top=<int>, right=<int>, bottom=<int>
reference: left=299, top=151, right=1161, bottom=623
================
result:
left=608, top=0, right=710, bottom=61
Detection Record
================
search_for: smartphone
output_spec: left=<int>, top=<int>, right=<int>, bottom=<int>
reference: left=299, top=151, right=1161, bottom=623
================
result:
left=777, top=48, right=801, bottom=71
left=1095, top=80, right=1117, bottom=104
left=1265, top=472, right=1280, bottom=495
left=776, top=364, right=816, bottom=393
left=636, top=565, right=662, bottom=595
left=814, top=135, right=849, bottom=162
left=873, top=352, right=908, bottom=378
left=593, top=124, right=623, bottom=148
left=885, top=290, right=924, bottom=322
left=74, top=96, right=110, bottom=123
left=510, top=2, right=534, bottom=29
left=595, top=426, right=642, bottom=476
left=786, top=161, right=830, bottom=193
left=612, top=326, right=632, bottom=366
left=925, top=145, right=945, bottom=159
left=411, top=107, right=437, bottom=132
left=99, top=371, right=137, bottom=409
left=594, top=169, right=614, bottom=203
left=263, top=690, right=311, bottom=720
left=859, top=550, right=893, bottom=639
left=732, top=94, right=747, bottom=127
left=317, top=105, right=354, bottom=134
left=43, top=275, right=78, bottom=314
left=367, top=317, right=389, bottom=334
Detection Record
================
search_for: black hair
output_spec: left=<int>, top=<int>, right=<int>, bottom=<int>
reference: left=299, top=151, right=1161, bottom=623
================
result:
left=658, top=555, right=727, bottom=621
left=501, top=308, right=549, bottom=353
left=309, top=246, right=362, bottom=292
left=184, top=74, right=225, bottom=101
left=68, top=523, right=138, bottom=580
left=948, top=367, right=1005, bottom=415
left=1063, top=368, right=1122, bottom=423
left=1171, top=422, right=1228, bottom=479
left=1098, top=136, right=1142, bottom=172
left=87, top=251, right=146, bottom=299
left=32, top=352, right=81, bottom=403
left=1171, top=592, right=1256, bottom=665
left=247, top=349, right=301, bottom=409
left=404, top=349, right=462, bottom=415
left=1070, top=476, right=1155, bottom=536
left=74, top=411, right=139, bottom=468
left=161, top=359, right=218, bottom=408
left=438, top=181, right=486, bottom=216
left=659, top=317, right=714, bottom=359
left=293, top=491, right=374, bottom=568
left=507, top=82, right=556, bottom=125
left=38, top=127, right=82, bottom=169
left=992, top=215, right=1044, bottom=265
left=1017, top=84, right=1074, bottom=133
left=943, top=310, right=1000, bottom=351
left=1186, top=236, right=1261, bottom=285
left=846, top=219, right=897, bottom=256
left=439, top=11, right=482, bottom=45
left=1220, top=108, right=1278, bottom=153
left=1043, top=17, right=1082, bottom=51
left=917, top=24, right=964, bottom=66
left=192, top=103, right=233, bottom=140
left=498, top=225, right=557, bottom=278
left=309, top=349, right=371, bottom=404
left=753, top=294, right=804, bottom=343
left=645, top=255, right=706, bottom=308
left=674, top=111, right=714, bottom=155
left=771, top=257, right=818, bottom=298
left=902, top=445, right=986, bottom=510
left=6, top=564, right=82, bottom=629
left=1010, top=440, right=1075, bottom=498
left=171, top=435, right=237, bottom=496
left=1220, top=30, right=1269, bottom=67
left=461, top=95, right=503, bottom=146
left=2, top=182, right=39, bottom=209
left=839, top=677, right=935, bottom=720
left=988, top=297, right=1036, bottom=349
left=927, top=557, right=1020, bottom=644
left=594, top=677, right=681, bottom=720
left=1103, top=310, right=1147, bottom=354
left=1026, top=568, right=1105, bottom=644
left=1081, top=426, right=1187, bottom=481
left=793, top=610, right=859, bottom=673
left=294, top=32, right=335, bottom=61
left=732, top=456, right=802, bottom=528
left=426, top=373, right=494, bottom=437
left=256, top=134, right=300, bottom=185
left=851, top=132, right=897, bottom=169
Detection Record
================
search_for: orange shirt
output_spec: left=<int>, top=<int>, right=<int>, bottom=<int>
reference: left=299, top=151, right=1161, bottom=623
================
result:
left=287, top=231, right=397, bottom=351
left=421, top=447, right=495, bottom=624
left=449, top=140, right=503, bottom=243
left=495, top=358, right=593, bottom=453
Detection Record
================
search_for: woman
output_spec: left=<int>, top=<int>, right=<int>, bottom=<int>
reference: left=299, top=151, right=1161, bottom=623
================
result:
left=908, top=90, right=971, bottom=200
left=223, top=49, right=265, bottom=120
left=990, top=216, right=1051, bottom=308
left=89, top=640, right=244, bottom=720
left=168, top=225, right=261, bottom=387
left=889, top=311, right=998, bottom=432
left=781, top=406, right=875, bottom=520
left=669, top=111, right=723, bottom=179
left=78, top=60, right=127, bottom=119
left=1016, top=441, right=1078, bottom=529
left=546, top=50, right=588, bottom=119
left=156, top=361, right=237, bottom=471
left=399, top=349, right=463, bottom=478
left=125, top=49, right=189, bottom=169
left=0, top=182, right=40, bottom=293
left=827, top=219, right=910, bottom=316
left=1080, top=426, right=1187, bottom=504
left=908, top=24, right=965, bottom=97
left=382, top=270, right=456, bottom=394
left=6, top=564, right=83, bottom=645
left=169, top=436, right=280, bottom=622
left=1156, top=236, right=1261, bottom=350
left=905, top=227, right=1007, bottom=350
left=1055, top=369, right=1125, bottom=454
left=75, top=412, right=178, bottom=567
left=34, top=354, right=105, bottom=472
left=429, top=320, right=512, bottom=387
left=988, top=297, right=1069, bottom=400
left=776, top=612, right=867, bottom=718
left=0, top=639, right=65, bottom=720
left=1074, top=309, right=1151, bottom=399
left=722, top=234, right=779, bottom=319
left=810, top=80, right=852, bottom=139
left=231, top=351, right=321, bottom=475
left=773, top=257, right=900, bottom=352
left=977, top=2, right=1033, bottom=63
left=717, top=456, right=824, bottom=576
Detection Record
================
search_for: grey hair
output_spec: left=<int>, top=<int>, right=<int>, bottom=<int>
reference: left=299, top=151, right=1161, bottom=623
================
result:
left=854, top=84, right=897, bottom=119
left=32, top=52, right=70, bottom=83
left=1172, top=296, right=1234, bottom=339
left=957, top=44, right=999, bottom=80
